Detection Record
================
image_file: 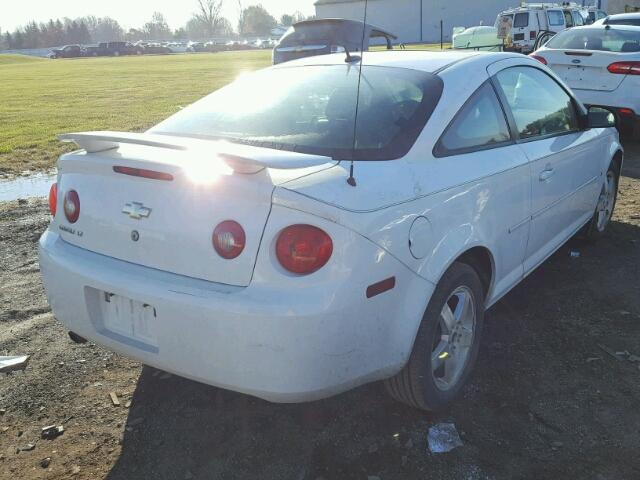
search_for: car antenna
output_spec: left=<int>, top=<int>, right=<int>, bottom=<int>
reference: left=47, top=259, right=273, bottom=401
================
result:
left=347, top=0, right=369, bottom=188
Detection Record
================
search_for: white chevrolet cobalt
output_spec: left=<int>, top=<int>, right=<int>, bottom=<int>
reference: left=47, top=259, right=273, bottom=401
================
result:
left=40, top=51, right=623, bottom=411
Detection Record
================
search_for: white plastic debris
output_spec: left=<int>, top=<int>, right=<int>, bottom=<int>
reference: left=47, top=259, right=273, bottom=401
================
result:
left=427, top=423, right=463, bottom=454
left=0, top=355, right=30, bottom=374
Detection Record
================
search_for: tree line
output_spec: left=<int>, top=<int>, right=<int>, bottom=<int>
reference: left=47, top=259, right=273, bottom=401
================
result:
left=0, top=0, right=309, bottom=50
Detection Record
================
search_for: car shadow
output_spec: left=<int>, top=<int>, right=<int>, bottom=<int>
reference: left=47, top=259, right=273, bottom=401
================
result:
left=106, top=218, right=640, bottom=480
left=621, top=137, right=640, bottom=180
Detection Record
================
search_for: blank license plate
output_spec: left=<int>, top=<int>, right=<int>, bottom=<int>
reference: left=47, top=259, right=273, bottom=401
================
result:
left=100, top=292, right=158, bottom=346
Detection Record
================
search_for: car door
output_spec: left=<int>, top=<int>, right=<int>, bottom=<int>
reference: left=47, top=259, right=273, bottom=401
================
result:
left=429, top=81, right=531, bottom=303
left=547, top=9, right=566, bottom=32
left=492, top=64, right=599, bottom=273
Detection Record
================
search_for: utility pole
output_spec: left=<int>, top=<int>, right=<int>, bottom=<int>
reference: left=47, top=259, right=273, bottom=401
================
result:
left=420, top=0, right=423, bottom=42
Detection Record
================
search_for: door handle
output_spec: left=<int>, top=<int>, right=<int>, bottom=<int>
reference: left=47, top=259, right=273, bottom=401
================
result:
left=539, top=168, right=555, bottom=182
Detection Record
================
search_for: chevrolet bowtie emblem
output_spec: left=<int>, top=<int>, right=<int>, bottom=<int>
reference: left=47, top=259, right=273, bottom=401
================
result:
left=122, top=202, right=152, bottom=220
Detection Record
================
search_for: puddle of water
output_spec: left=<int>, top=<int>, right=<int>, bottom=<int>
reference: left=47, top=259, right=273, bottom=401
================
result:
left=0, top=173, right=57, bottom=202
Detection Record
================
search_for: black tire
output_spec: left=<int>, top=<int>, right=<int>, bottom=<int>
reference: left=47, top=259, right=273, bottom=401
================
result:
left=384, top=262, right=485, bottom=411
left=584, top=160, right=620, bottom=240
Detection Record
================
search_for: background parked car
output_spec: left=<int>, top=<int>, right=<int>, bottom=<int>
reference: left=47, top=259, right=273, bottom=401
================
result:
left=273, top=19, right=397, bottom=65
left=48, top=45, right=83, bottom=59
left=584, top=6, right=608, bottom=24
left=531, top=24, right=640, bottom=140
left=186, top=42, right=207, bottom=52
left=97, top=42, right=144, bottom=56
left=141, top=43, right=172, bottom=55
left=494, top=3, right=586, bottom=53
left=596, top=12, right=640, bottom=27
left=82, top=45, right=100, bottom=57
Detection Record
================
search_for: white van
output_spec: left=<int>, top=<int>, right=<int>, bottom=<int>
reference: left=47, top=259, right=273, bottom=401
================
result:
left=495, top=3, right=587, bottom=53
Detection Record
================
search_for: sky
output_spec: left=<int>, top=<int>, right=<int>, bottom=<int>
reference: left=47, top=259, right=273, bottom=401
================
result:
left=0, top=0, right=317, bottom=32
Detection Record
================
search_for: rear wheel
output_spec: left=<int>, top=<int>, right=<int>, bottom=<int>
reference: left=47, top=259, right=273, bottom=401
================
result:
left=385, top=262, right=485, bottom=411
left=584, top=161, right=619, bottom=240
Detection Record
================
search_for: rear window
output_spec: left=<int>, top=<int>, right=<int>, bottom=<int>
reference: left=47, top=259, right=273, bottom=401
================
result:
left=514, top=13, right=529, bottom=28
left=548, top=10, right=565, bottom=26
left=606, top=18, right=640, bottom=27
left=546, top=27, right=640, bottom=52
left=151, top=65, right=443, bottom=161
left=278, top=23, right=364, bottom=48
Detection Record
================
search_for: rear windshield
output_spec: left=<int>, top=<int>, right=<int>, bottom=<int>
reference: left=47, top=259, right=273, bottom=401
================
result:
left=151, top=65, right=443, bottom=161
left=514, top=13, right=529, bottom=28
left=546, top=27, right=640, bottom=52
left=278, top=23, right=363, bottom=48
left=548, top=10, right=565, bottom=26
left=606, top=18, right=640, bottom=27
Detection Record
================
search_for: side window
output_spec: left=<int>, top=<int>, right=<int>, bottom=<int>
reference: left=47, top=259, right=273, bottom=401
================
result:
left=514, top=13, right=529, bottom=28
left=495, top=67, right=579, bottom=140
left=435, top=83, right=511, bottom=156
left=547, top=10, right=565, bottom=27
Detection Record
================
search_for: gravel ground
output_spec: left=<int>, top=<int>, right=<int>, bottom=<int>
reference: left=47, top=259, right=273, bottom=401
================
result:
left=0, top=141, right=639, bottom=480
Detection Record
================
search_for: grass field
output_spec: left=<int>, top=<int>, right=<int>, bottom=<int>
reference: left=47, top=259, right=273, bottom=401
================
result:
left=0, top=52, right=272, bottom=175
left=0, top=45, right=447, bottom=176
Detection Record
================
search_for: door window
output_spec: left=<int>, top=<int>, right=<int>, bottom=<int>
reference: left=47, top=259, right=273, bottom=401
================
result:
left=514, top=13, right=529, bottom=28
left=434, top=83, right=511, bottom=156
left=495, top=67, right=579, bottom=140
left=547, top=10, right=565, bottom=27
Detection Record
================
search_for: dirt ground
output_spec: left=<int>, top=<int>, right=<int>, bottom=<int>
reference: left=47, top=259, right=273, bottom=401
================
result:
left=1, top=141, right=639, bottom=480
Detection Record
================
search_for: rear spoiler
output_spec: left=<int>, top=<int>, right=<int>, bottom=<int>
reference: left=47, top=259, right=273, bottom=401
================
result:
left=58, top=131, right=335, bottom=174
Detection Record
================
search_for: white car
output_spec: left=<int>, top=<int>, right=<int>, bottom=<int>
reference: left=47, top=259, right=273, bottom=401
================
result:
left=39, top=51, right=623, bottom=411
left=452, top=26, right=503, bottom=51
left=532, top=24, right=640, bottom=139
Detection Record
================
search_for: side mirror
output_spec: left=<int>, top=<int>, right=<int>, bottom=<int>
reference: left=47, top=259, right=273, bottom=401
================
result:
left=587, top=106, right=616, bottom=129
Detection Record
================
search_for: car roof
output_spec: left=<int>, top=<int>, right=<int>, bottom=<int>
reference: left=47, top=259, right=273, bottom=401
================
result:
left=606, top=12, right=640, bottom=19
left=272, top=50, right=524, bottom=74
left=568, top=24, right=640, bottom=32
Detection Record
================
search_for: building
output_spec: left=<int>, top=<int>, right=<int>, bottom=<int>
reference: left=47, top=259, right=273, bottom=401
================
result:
left=314, top=0, right=640, bottom=44
left=603, top=0, right=640, bottom=13
left=314, top=0, right=517, bottom=44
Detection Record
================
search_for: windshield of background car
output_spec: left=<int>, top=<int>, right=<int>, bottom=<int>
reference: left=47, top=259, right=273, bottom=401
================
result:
left=546, top=27, right=640, bottom=52
left=151, top=65, right=443, bottom=161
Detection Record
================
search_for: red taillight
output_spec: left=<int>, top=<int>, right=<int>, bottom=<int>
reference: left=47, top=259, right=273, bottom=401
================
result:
left=63, top=190, right=80, bottom=223
left=530, top=54, right=547, bottom=65
left=212, top=220, right=246, bottom=259
left=607, top=61, right=640, bottom=76
left=276, top=225, right=333, bottom=275
left=619, top=108, right=635, bottom=117
left=530, top=31, right=537, bottom=40
left=48, top=183, right=57, bottom=216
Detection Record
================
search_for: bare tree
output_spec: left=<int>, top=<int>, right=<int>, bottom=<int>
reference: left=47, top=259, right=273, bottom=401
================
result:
left=237, top=0, right=245, bottom=36
left=194, top=0, right=224, bottom=37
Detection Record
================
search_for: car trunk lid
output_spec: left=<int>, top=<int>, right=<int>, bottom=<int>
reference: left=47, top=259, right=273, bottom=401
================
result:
left=55, top=132, right=336, bottom=286
left=544, top=50, right=628, bottom=91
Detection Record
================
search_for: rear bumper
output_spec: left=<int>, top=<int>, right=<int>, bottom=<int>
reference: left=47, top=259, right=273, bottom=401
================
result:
left=39, top=229, right=432, bottom=403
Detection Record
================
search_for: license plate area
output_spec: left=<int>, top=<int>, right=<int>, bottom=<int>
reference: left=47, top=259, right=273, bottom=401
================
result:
left=99, top=292, right=158, bottom=347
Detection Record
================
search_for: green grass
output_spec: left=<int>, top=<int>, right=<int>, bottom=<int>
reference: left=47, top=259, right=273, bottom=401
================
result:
left=0, top=54, right=47, bottom=65
left=0, top=47, right=453, bottom=175
left=0, top=51, right=271, bottom=175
